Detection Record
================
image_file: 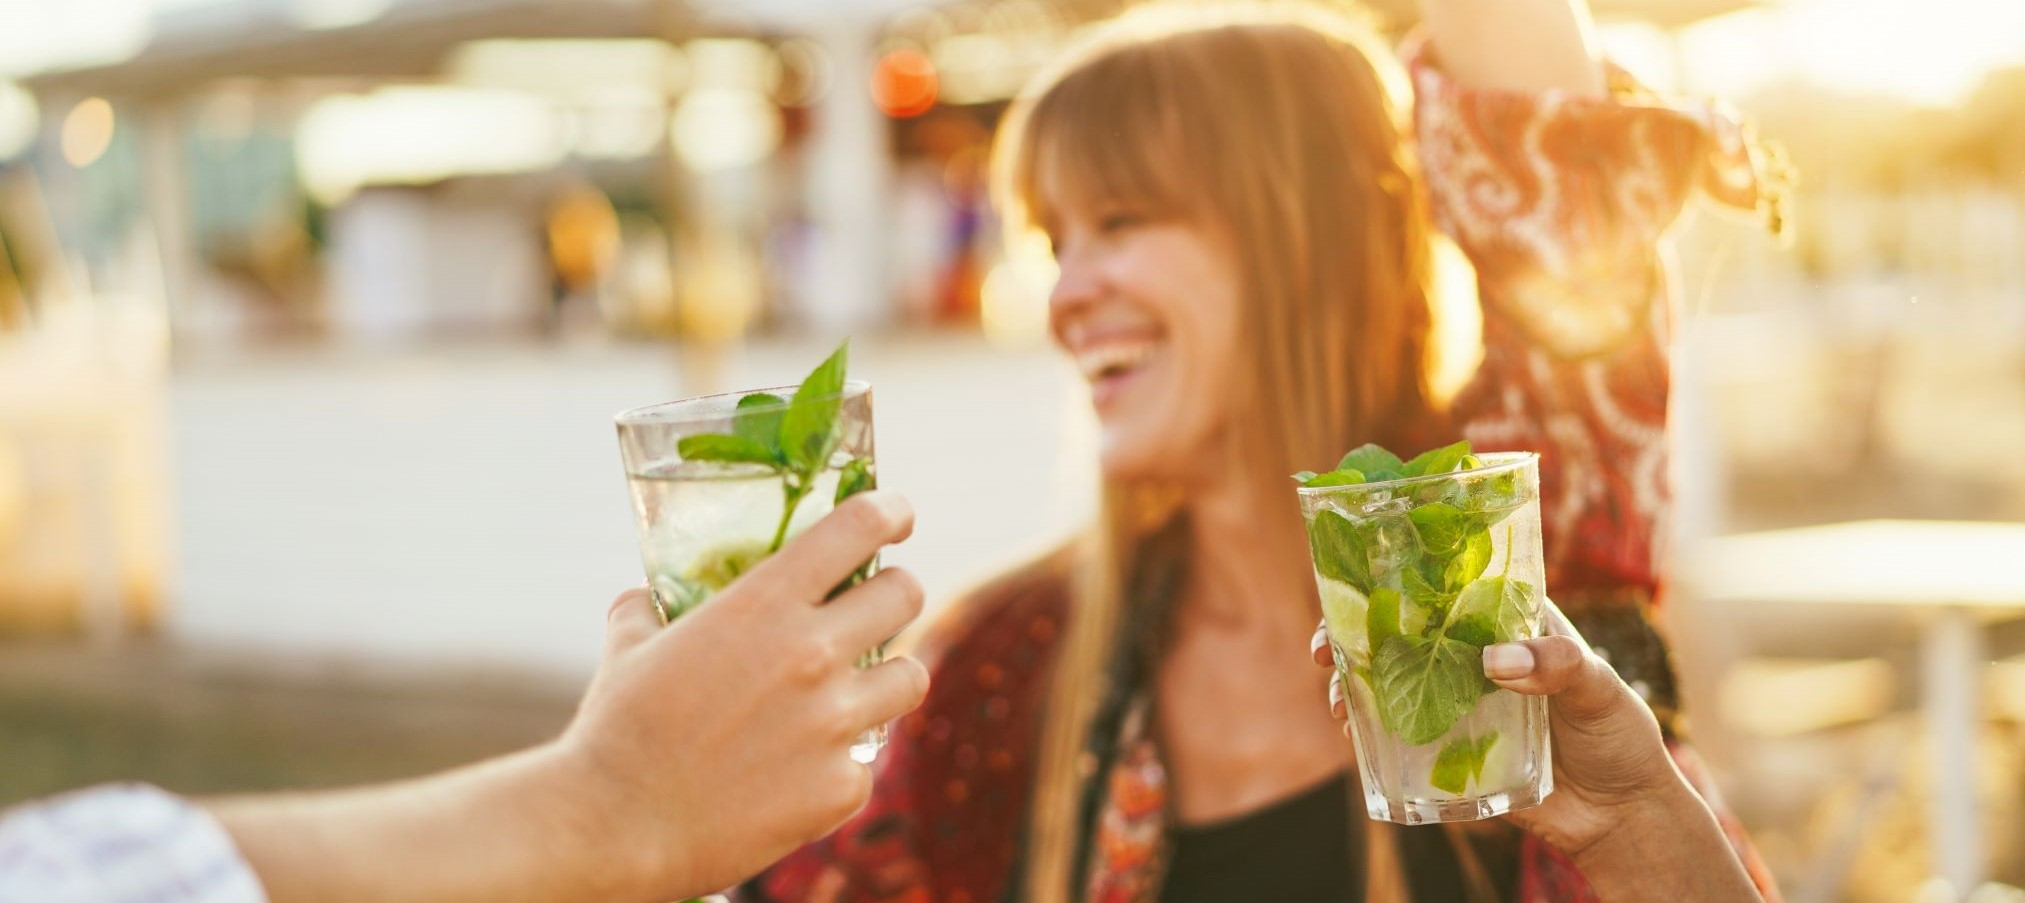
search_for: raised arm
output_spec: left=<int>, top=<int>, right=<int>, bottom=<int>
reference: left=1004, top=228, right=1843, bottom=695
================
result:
left=1419, top=0, right=1604, bottom=95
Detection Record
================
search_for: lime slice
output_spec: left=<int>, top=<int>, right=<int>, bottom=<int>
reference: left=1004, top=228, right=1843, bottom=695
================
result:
left=1316, top=577, right=1371, bottom=663
left=684, top=539, right=774, bottom=591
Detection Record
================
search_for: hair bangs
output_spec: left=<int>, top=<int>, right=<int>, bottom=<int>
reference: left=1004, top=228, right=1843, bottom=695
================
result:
left=1000, top=46, right=1198, bottom=240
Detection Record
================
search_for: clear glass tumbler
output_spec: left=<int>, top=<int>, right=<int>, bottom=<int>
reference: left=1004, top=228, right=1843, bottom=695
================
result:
left=1298, top=452, right=1551, bottom=823
left=615, top=380, right=884, bottom=762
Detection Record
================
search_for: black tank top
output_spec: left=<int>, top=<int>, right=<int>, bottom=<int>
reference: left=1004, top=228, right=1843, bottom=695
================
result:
left=1159, top=770, right=1358, bottom=903
left=1157, top=771, right=1486, bottom=903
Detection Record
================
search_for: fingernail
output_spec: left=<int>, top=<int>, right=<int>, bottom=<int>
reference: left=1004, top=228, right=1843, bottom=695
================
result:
left=1482, top=644, right=1534, bottom=680
left=1329, top=676, right=1343, bottom=707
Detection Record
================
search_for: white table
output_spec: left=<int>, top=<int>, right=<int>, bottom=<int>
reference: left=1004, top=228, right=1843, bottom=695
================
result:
left=1683, top=519, right=2025, bottom=901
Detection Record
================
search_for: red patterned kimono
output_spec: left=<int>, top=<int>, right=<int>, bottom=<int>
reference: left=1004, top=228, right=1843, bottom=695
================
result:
left=745, top=37, right=1788, bottom=903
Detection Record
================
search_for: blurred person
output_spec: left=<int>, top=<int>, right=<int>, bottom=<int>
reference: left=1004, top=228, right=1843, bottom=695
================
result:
left=746, top=1, right=1785, bottom=901
left=0, top=492, right=929, bottom=903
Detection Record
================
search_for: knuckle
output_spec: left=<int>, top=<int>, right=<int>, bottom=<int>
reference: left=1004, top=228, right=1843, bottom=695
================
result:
left=784, top=636, right=840, bottom=683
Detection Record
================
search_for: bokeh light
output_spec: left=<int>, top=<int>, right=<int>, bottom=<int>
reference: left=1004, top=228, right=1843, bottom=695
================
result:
left=980, top=230, right=1056, bottom=347
left=0, top=81, right=38, bottom=161
left=670, top=38, right=783, bottom=172
left=1679, top=0, right=2025, bottom=106
left=872, top=48, right=939, bottom=118
left=59, top=97, right=114, bottom=168
left=448, top=39, right=679, bottom=98
left=570, top=85, right=666, bottom=160
left=773, top=37, right=833, bottom=108
left=290, top=0, right=396, bottom=30
left=669, top=88, right=781, bottom=172
left=295, top=87, right=566, bottom=204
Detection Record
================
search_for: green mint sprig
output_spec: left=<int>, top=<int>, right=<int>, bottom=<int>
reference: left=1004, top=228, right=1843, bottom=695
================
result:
left=1299, top=440, right=1541, bottom=784
left=675, top=340, right=875, bottom=556
left=1431, top=731, right=1499, bottom=794
left=1293, top=440, right=1472, bottom=489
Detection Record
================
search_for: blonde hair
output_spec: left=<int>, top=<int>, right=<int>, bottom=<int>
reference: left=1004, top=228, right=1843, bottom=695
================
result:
left=992, top=3, right=1504, bottom=901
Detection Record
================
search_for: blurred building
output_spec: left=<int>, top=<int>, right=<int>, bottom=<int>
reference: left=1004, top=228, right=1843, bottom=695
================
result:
left=0, top=0, right=1778, bottom=635
left=0, top=0, right=1780, bottom=350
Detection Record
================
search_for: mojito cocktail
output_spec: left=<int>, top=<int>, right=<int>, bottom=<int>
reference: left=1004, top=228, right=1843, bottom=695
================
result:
left=1296, top=443, right=1550, bottom=823
left=615, top=343, right=883, bottom=761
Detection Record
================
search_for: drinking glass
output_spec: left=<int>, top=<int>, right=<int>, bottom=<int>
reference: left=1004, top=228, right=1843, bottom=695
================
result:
left=1299, top=452, right=1551, bottom=823
left=615, top=380, right=884, bottom=762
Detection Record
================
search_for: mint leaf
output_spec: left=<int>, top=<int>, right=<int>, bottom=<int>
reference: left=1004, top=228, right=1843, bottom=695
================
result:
left=781, top=341, right=849, bottom=471
left=1431, top=732, right=1499, bottom=794
left=1338, top=443, right=1405, bottom=477
left=1443, top=527, right=1493, bottom=592
left=835, top=456, right=875, bottom=503
left=733, top=392, right=788, bottom=459
left=1409, top=502, right=1466, bottom=557
left=677, top=433, right=781, bottom=466
left=1473, top=469, right=1523, bottom=513
left=1307, top=510, right=1372, bottom=591
left=1373, top=634, right=1483, bottom=745
left=1451, top=575, right=1538, bottom=647
left=1403, top=440, right=1472, bottom=477
left=1304, top=469, right=1365, bottom=488
left=1367, top=586, right=1402, bottom=645
left=1292, top=471, right=1319, bottom=484
left=1402, top=565, right=1455, bottom=619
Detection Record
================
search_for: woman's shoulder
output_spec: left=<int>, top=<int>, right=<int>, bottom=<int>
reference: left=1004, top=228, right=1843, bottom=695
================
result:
left=884, top=545, right=1076, bottom=784
left=905, top=545, right=1076, bottom=682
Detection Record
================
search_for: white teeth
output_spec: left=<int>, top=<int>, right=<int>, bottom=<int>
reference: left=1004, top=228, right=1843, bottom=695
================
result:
left=1074, top=341, right=1156, bottom=380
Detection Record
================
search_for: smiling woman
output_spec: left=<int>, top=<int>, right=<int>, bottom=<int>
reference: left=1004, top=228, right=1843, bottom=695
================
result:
left=1003, top=3, right=1435, bottom=489
left=742, top=1, right=1787, bottom=901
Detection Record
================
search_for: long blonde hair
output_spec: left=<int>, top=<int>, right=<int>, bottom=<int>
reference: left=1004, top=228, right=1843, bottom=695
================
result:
left=994, top=4, right=1486, bottom=901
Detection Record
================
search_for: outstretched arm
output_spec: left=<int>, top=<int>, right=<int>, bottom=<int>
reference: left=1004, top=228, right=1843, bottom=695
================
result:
left=1419, top=0, right=1605, bottom=96
left=212, top=492, right=930, bottom=903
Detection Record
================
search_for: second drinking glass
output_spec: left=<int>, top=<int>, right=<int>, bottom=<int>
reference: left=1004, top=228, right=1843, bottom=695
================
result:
left=1299, top=451, right=1552, bottom=823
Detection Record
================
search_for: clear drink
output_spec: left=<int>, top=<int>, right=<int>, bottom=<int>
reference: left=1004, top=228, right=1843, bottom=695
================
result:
left=1299, top=452, right=1551, bottom=823
left=626, top=461, right=846, bottom=621
left=615, top=375, right=883, bottom=762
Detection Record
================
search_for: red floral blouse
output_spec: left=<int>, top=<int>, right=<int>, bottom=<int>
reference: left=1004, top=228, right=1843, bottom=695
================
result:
left=743, top=37, right=1788, bottom=903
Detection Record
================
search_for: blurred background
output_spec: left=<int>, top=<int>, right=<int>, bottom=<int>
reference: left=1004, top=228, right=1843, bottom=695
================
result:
left=0, top=0, right=2021, bottom=900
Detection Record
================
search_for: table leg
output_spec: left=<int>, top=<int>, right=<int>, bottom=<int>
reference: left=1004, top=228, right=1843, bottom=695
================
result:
left=1922, top=606, right=1984, bottom=900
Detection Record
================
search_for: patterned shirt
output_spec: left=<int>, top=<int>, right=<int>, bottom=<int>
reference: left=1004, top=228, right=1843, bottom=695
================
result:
left=0, top=784, right=266, bottom=903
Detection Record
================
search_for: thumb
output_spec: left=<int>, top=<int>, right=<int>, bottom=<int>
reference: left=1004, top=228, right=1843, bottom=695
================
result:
left=605, top=587, right=663, bottom=657
left=1481, top=635, right=1633, bottom=723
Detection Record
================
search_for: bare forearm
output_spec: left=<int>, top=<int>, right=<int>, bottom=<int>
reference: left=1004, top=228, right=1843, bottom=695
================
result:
left=1572, top=784, right=1762, bottom=903
left=206, top=746, right=651, bottom=903
left=1420, top=0, right=1605, bottom=95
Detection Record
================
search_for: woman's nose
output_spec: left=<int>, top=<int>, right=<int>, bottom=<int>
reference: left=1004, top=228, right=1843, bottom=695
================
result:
left=1048, top=249, right=1101, bottom=319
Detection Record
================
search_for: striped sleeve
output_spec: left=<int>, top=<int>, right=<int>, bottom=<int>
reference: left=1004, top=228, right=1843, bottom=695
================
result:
left=0, top=784, right=267, bottom=903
